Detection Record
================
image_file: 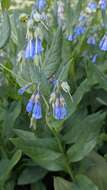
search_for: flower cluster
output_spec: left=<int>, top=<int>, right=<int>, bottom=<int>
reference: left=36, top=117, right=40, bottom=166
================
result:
left=26, top=92, right=42, bottom=120
left=18, top=0, right=48, bottom=62
left=18, top=0, right=107, bottom=127
left=67, top=0, right=107, bottom=54
left=18, top=79, right=71, bottom=122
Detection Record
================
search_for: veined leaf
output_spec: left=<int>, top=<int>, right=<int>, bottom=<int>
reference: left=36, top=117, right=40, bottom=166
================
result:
left=54, top=175, right=98, bottom=190
left=67, top=138, right=96, bottom=163
left=0, top=150, right=22, bottom=182
left=11, top=137, right=65, bottom=171
left=64, top=112, right=106, bottom=144
left=43, top=28, right=62, bottom=78
left=18, top=166, right=47, bottom=185
left=0, top=12, right=11, bottom=48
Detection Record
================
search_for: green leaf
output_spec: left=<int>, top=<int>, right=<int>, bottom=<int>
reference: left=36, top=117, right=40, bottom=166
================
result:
left=1, top=0, right=11, bottom=10
left=0, top=12, right=11, bottom=48
left=64, top=112, right=106, bottom=144
left=0, top=150, right=22, bottom=182
left=43, top=28, right=62, bottom=78
left=54, top=177, right=72, bottom=190
left=86, top=63, right=107, bottom=91
left=31, top=181, right=46, bottom=190
left=15, top=62, right=50, bottom=97
left=54, top=175, right=98, bottom=190
left=13, top=129, right=58, bottom=151
left=66, top=112, right=106, bottom=162
left=72, top=175, right=99, bottom=190
left=67, top=138, right=96, bottom=163
left=11, top=137, right=65, bottom=171
left=18, top=166, right=47, bottom=185
left=1, top=101, right=21, bottom=140
left=80, top=152, right=107, bottom=190
left=67, top=79, right=91, bottom=117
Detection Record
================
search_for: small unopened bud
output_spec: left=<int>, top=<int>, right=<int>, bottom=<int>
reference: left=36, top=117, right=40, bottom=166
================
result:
left=61, top=81, right=70, bottom=93
left=49, top=92, right=56, bottom=104
left=19, top=13, right=28, bottom=23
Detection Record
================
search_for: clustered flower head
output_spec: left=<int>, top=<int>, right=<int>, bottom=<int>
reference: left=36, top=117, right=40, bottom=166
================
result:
left=18, top=79, right=71, bottom=122
left=18, top=0, right=49, bottom=62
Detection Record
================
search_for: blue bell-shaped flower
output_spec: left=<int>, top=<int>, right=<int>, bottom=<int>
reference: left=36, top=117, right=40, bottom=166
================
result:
left=32, top=93, right=42, bottom=120
left=36, top=0, right=46, bottom=12
left=99, top=0, right=106, bottom=10
left=26, top=95, right=35, bottom=113
left=87, top=36, right=96, bottom=45
left=67, top=34, right=75, bottom=41
left=88, top=2, right=97, bottom=11
left=99, top=35, right=107, bottom=51
left=53, top=96, right=67, bottom=120
left=74, top=25, right=85, bottom=37
left=25, top=40, right=35, bottom=60
left=35, top=37, right=43, bottom=55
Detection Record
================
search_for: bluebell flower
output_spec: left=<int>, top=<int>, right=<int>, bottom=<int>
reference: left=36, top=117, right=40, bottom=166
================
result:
left=92, top=54, right=98, bottom=63
left=99, top=35, right=107, bottom=51
left=74, top=25, right=85, bottom=37
left=79, top=15, right=86, bottom=22
left=87, top=36, right=96, bottom=45
left=32, top=102, right=42, bottom=119
left=31, top=92, right=42, bottom=120
left=88, top=2, right=97, bottom=11
left=26, top=100, right=34, bottom=113
left=18, top=83, right=32, bottom=95
left=18, top=86, right=27, bottom=95
left=67, top=34, right=75, bottom=41
left=99, top=0, right=106, bottom=10
left=53, top=97, right=67, bottom=120
left=25, top=40, right=35, bottom=60
left=35, top=38, right=43, bottom=55
left=36, top=0, right=46, bottom=11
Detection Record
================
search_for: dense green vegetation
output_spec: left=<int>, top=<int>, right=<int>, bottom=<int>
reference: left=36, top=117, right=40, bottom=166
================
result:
left=0, top=0, right=107, bottom=189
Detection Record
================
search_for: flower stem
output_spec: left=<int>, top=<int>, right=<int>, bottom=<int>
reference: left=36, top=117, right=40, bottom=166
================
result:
left=52, top=129, right=74, bottom=181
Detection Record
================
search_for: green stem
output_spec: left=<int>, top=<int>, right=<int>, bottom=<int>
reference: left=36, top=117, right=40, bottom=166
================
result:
left=52, top=129, right=74, bottom=181
left=44, top=98, right=74, bottom=180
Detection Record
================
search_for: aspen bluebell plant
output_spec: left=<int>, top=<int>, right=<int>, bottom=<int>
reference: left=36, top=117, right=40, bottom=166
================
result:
left=1, top=1, right=107, bottom=190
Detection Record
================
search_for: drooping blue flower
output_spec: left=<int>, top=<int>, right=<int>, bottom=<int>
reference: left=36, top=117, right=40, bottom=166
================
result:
left=26, top=100, right=34, bottom=113
left=92, top=54, right=98, bottom=63
left=88, top=2, right=97, bottom=11
left=36, top=0, right=46, bottom=11
left=18, top=83, right=32, bottom=95
left=79, top=15, right=86, bottom=22
left=87, top=36, right=96, bottom=45
left=18, top=86, right=27, bottom=95
left=32, top=101, right=42, bottom=119
left=53, top=97, right=67, bottom=120
left=99, top=35, right=107, bottom=51
left=67, top=34, right=75, bottom=41
left=25, top=40, right=35, bottom=60
left=74, top=25, right=85, bottom=37
left=35, top=38, right=43, bottom=55
left=99, top=0, right=106, bottom=10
